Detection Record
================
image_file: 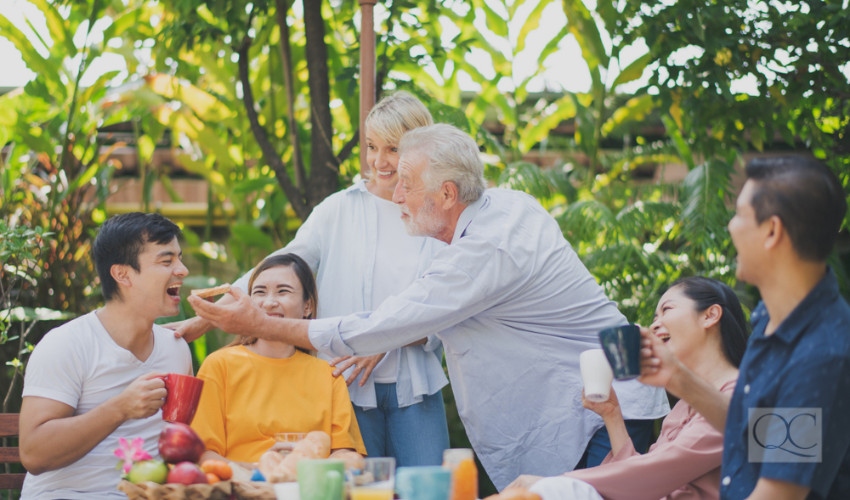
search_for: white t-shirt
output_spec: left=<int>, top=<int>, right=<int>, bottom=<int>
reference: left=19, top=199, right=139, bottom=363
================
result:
left=21, top=311, right=193, bottom=499
left=370, top=195, right=423, bottom=383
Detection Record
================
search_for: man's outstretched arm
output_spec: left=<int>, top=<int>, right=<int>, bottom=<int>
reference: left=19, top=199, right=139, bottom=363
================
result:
left=187, top=288, right=314, bottom=349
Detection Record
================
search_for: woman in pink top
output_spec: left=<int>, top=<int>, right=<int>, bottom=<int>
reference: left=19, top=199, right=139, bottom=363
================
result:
left=510, top=277, right=748, bottom=500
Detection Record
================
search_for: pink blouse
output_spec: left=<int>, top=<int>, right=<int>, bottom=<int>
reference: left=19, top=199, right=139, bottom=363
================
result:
left=566, top=379, right=737, bottom=500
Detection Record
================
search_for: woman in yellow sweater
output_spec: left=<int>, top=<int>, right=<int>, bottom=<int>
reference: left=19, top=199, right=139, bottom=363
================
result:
left=191, top=254, right=366, bottom=471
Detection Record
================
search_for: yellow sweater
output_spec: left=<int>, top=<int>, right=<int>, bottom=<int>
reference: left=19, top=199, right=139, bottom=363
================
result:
left=191, top=346, right=366, bottom=463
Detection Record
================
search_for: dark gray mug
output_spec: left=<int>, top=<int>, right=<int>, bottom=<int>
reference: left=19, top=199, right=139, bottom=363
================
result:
left=598, top=324, right=642, bottom=380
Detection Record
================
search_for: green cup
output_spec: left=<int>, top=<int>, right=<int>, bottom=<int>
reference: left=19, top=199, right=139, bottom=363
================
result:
left=297, top=459, right=344, bottom=500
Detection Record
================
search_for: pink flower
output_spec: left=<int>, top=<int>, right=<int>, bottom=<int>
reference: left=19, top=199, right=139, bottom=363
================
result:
left=114, top=437, right=153, bottom=474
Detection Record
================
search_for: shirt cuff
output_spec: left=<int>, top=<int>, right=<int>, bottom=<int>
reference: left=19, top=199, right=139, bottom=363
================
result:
left=309, top=318, right=355, bottom=357
left=423, top=334, right=442, bottom=352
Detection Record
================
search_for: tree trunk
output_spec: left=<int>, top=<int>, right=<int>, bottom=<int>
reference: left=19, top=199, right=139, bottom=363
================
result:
left=302, top=0, right=340, bottom=210
left=236, top=39, right=310, bottom=220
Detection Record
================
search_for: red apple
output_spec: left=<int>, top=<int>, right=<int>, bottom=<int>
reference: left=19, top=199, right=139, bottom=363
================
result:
left=166, top=461, right=208, bottom=485
left=158, top=422, right=205, bottom=464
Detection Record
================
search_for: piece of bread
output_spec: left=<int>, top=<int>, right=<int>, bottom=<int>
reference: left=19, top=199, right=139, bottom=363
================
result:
left=259, top=431, right=334, bottom=483
left=190, top=283, right=231, bottom=298
left=295, top=431, right=331, bottom=459
left=329, top=449, right=365, bottom=471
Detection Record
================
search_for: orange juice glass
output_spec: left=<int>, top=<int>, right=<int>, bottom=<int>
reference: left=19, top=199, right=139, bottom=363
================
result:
left=443, top=448, right=477, bottom=500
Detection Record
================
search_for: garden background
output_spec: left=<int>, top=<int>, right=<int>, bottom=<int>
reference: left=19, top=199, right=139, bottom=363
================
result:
left=1, top=0, right=848, bottom=496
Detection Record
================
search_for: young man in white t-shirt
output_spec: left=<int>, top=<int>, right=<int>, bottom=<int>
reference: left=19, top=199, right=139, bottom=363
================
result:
left=19, top=212, right=194, bottom=499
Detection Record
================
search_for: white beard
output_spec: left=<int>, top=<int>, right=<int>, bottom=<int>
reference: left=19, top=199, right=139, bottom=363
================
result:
left=403, top=198, right=445, bottom=238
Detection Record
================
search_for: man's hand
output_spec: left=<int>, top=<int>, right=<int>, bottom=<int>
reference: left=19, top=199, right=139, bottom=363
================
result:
left=506, top=474, right=544, bottom=490
left=187, top=287, right=268, bottom=339
left=162, top=316, right=214, bottom=342
left=111, top=373, right=167, bottom=420
left=329, top=354, right=387, bottom=386
left=638, top=327, right=683, bottom=389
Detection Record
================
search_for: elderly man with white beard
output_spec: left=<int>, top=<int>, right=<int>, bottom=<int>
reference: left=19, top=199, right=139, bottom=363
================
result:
left=187, top=124, right=669, bottom=490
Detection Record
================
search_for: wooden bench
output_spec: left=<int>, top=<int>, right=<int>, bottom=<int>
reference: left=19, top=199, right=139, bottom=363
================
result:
left=0, top=413, right=25, bottom=490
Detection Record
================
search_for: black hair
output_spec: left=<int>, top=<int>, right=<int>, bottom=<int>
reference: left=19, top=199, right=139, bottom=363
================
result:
left=93, top=212, right=182, bottom=301
left=745, top=156, right=846, bottom=261
left=229, top=253, right=318, bottom=348
left=669, top=276, right=749, bottom=368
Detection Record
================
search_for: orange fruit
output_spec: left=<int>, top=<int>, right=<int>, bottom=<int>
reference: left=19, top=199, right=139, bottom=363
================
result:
left=201, top=459, right=233, bottom=480
left=205, top=472, right=220, bottom=483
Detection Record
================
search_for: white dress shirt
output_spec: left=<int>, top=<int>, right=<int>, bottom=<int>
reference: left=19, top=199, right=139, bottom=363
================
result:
left=309, top=188, right=670, bottom=489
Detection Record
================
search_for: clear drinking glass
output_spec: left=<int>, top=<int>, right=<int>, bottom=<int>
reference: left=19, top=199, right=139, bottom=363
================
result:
left=348, top=457, right=395, bottom=500
left=273, top=432, right=308, bottom=455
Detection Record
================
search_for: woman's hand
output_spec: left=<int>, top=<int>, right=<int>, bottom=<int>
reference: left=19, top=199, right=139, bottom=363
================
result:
left=329, top=354, right=386, bottom=386
left=582, top=388, right=622, bottom=422
left=506, top=475, right=544, bottom=490
left=638, top=327, right=683, bottom=389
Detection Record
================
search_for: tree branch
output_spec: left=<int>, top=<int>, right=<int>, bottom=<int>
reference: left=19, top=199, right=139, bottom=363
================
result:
left=337, top=129, right=359, bottom=164
left=236, top=39, right=309, bottom=220
left=275, top=0, right=307, bottom=190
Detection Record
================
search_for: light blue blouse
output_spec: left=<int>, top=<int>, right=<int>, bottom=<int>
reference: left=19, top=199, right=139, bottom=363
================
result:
left=233, top=180, right=448, bottom=409
left=309, top=188, right=670, bottom=489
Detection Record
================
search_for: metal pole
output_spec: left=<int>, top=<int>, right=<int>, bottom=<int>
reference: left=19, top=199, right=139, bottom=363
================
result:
left=359, top=0, right=377, bottom=177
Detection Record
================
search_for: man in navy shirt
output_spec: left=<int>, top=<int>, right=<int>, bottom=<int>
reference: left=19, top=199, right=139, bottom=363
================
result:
left=640, top=156, right=850, bottom=499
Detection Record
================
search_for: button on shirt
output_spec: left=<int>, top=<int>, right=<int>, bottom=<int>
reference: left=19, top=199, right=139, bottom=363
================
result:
left=721, top=269, right=850, bottom=500
left=309, top=188, right=670, bottom=489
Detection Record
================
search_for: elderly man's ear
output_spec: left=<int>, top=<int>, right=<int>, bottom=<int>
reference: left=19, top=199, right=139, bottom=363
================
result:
left=438, top=181, right=461, bottom=209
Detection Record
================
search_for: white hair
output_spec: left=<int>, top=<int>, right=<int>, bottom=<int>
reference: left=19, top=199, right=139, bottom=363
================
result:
left=398, top=124, right=486, bottom=204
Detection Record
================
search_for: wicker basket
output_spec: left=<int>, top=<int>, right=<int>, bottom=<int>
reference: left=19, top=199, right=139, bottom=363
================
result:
left=118, top=479, right=276, bottom=500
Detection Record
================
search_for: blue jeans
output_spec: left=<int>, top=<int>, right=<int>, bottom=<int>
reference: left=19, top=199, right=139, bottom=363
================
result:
left=353, top=383, right=450, bottom=466
left=575, top=419, right=655, bottom=469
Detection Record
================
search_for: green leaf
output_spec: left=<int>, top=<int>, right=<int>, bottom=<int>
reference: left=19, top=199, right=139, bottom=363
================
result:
left=539, top=25, right=570, bottom=62
left=31, top=0, right=76, bottom=56
left=562, top=0, right=609, bottom=73
left=601, top=94, right=655, bottom=136
left=519, top=95, right=577, bottom=153
left=229, top=223, right=275, bottom=252
left=0, top=16, right=53, bottom=78
left=661, top=114, right=693, bottom=170
left=611, top=53, right=653, bottom=89
left=516, top=0, right=553, bottom=54
left=232, top=176, right=278, bottom=195
left=478, top=0, right=508, bottom=38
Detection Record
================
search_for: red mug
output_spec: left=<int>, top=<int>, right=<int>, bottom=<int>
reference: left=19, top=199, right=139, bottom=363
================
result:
left=161, top=373, right=204, bottom=424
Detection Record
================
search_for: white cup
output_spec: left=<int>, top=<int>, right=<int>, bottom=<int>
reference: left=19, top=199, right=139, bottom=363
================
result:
left=580, top=349, right=614, bottom=403
left=274, top=481, right=301, bottom=500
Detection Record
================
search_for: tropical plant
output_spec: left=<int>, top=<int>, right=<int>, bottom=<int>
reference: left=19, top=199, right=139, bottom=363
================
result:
left=0, top=0, right=146, bottom=313
left=153, top=0, right=362, bottom=223
left=0, top=220, right=72, bottom=413
left=627, top=0, right=850, bottom=294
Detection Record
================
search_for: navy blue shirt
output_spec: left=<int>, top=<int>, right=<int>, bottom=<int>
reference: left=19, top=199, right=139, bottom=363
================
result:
left=721, top=269, right=850, bottom=499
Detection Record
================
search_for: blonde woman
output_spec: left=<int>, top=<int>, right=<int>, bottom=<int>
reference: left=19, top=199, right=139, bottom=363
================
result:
left=173, top=92, right=450, bottom=466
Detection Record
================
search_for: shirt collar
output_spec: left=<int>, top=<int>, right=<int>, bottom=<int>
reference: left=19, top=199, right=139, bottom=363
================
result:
left=451, top=190, right=489, bottom=244
left=762, top=267, right=839, bottom=344
left=348, top=178, right=369, bottom=193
